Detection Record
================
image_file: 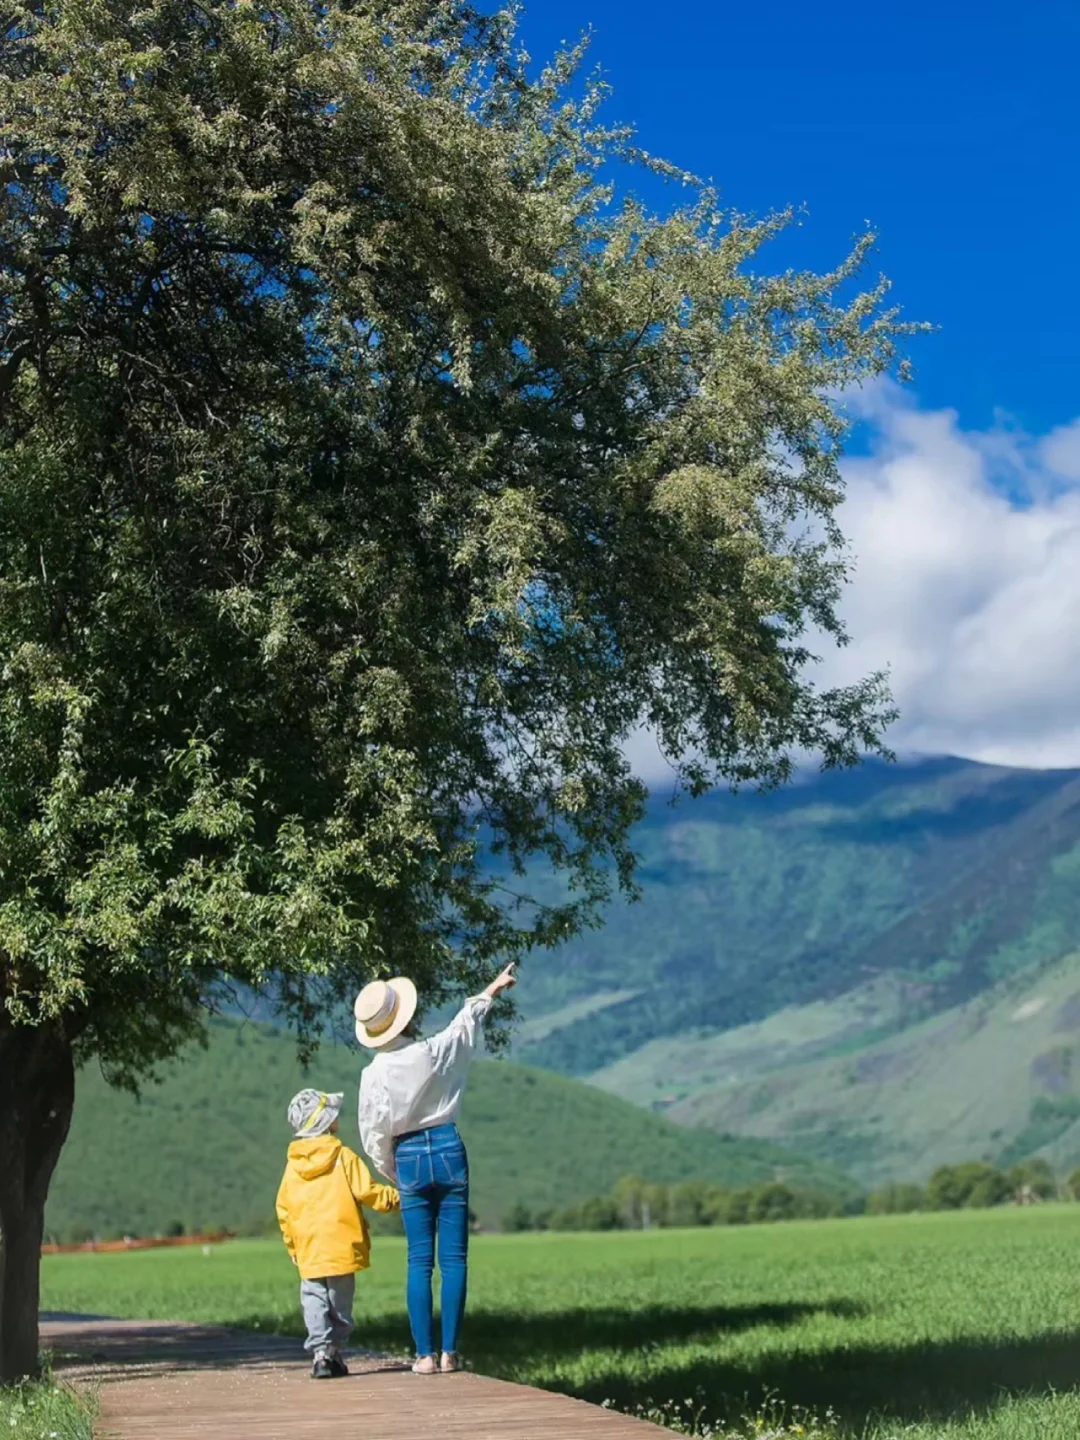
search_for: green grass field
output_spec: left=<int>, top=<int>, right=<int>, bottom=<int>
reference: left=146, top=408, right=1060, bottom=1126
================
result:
left=41, top=1206, right=1080, bottom=1438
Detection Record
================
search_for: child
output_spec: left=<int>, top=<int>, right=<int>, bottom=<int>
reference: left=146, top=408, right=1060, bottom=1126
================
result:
left=276, top=1088, right=400, bottom=1379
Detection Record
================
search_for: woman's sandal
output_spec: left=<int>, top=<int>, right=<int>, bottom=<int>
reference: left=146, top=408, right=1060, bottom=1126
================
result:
left=412, top=1355, right=439, bottom=1375
left=440, top=1352, right=463, bottom=1373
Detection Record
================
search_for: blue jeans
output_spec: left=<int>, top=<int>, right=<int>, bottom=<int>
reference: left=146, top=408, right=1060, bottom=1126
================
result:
left=395, top=1123, right=469, bottom=1356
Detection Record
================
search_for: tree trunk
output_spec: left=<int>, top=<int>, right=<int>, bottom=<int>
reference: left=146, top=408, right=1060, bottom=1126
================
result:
left=0, top=1020, right=75, bottom=1384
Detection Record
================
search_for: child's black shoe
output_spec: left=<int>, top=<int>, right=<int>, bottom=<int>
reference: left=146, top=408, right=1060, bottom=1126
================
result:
left=311, top=1353, right=334, bottom=1380
left=328, top=1354, right=349, bottom=1378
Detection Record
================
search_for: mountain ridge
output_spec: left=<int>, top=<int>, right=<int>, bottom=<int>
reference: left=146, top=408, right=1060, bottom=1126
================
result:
left=508, top=756, right=1080, bottom=1179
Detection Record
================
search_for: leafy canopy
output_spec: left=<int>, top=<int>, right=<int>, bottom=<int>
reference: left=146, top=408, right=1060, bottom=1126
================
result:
left=0, top=0, right=906, bottom=1071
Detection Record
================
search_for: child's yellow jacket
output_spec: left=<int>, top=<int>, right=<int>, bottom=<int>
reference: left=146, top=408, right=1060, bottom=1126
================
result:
left=275, top=1134, right=399, bottom=1279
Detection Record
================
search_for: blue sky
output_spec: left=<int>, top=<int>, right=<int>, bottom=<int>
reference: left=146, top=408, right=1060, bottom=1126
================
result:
left=520, top=0, right=1078, bottom=436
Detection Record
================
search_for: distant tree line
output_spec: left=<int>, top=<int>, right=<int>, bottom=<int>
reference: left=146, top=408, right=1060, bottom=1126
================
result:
left=48, top=1159, right=1080, bottom=1246
left=501, top=1175, right=862, bottom=1233
left=866, top=1159, right=1068, bottom=1214
left=500, top=1159, right=1080, bottom=1233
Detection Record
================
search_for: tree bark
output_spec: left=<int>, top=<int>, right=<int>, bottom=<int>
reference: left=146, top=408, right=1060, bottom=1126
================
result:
left=0, top=1020, right=75, bottom=1384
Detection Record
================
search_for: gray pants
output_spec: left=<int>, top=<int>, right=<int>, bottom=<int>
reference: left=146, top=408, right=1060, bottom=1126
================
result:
left=300, top=1273, right=355, bottom=1356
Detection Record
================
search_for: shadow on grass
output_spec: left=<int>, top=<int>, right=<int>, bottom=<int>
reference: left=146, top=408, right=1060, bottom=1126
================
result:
left=567, top=1328, right=1080, bottom=1432
left=237, top=1296, right=867, bottom=1364
left=464, top=1299, right=869, bottom=1357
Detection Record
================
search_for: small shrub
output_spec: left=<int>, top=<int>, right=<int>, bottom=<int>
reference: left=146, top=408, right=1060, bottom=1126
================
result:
left=502, top=1202, right=533, bottom=1233
left=1006, top=1158, right=1057, bottom=1200
left=604, top=1390, right=845, bottom=1438
left=0, top=1372, right=97, bottom=1440
left=578, top=1195, right=623, bottom=1231
left=926, top=1161, right=1009, bottom=1210
left=966, top=1170, right=1011, bottom=1208
left=866, top=1182, right=925, bottom=1215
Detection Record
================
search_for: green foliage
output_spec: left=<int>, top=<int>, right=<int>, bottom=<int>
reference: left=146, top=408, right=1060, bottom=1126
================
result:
left=866, top=1182, right=925, bottom=1215
left=40, top=1208, right=1080, bottom=1439
left=926, top=1162, right=1011, bottom=1211
left=667, top=1179, right=717, bottom=1228
left=550, top=1195, right=622, bottom=1232
left=1004, top=1158, right=1057, bottom=1200
left=534, top=1171, right=850, bottom=1232
left=45, top=1017, right=848, bottom=1237
left=868, top=1161, right=1054, bottom=1216
left=0, top=0, right=906, bottom=1072
left=0, top=1373, right=95, bottom=1440
left=501, top=1203, right=533, bottom=1234
left=621, top=1393, right=844, bottom=1439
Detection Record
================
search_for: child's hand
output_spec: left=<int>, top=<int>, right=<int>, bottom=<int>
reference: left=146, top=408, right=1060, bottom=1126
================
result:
left=291, top=1255, right=298, bottom=1266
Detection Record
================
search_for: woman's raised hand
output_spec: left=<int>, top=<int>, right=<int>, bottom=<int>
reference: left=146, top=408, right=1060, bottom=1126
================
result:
left=483, top=963, right=517, bottom=1000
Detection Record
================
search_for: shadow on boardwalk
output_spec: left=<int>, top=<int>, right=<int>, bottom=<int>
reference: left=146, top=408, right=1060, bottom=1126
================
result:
left=42, top=1315, right=406, bottom=1378
left=572, top=1327, right=1080, bottom=1430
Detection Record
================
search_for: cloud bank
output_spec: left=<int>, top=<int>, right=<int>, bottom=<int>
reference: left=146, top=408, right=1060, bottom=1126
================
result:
left=821, top=386, right=1080, bottom=769
left=630, top=385, right=1080, bottom=782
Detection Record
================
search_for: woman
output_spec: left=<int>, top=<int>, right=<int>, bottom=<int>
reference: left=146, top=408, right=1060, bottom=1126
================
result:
left=355, top=962, right=516, bottom=1374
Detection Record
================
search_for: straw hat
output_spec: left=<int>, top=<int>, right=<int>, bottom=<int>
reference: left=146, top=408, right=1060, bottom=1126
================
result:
left=353, top=976, right=418, bottom=1048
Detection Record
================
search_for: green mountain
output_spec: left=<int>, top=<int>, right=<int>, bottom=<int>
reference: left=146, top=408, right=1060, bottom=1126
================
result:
left=507, top=756, right=1080, bottom=1179
left=518, top=758, right=1080, bottom=1075
left=44, top=1016, right=849, bottom=1242
left=600, top=947, right=1080, bottom=1186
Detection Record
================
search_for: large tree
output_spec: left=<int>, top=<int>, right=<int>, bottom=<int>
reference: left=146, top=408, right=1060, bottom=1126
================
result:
left=0, top=0, right=906, bottom=1379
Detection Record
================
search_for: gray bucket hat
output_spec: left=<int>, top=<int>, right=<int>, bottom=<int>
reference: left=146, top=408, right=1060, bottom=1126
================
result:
left=287, top=1088, right=343, bottom=1139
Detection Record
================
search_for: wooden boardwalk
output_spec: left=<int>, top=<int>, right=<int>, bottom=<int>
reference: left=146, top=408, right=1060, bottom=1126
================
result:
left=41, top=1315, right=666, bottom=1439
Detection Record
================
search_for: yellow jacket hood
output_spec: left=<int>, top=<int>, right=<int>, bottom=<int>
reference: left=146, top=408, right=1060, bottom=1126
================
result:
left=287, top=1135, right=342, bottom=1181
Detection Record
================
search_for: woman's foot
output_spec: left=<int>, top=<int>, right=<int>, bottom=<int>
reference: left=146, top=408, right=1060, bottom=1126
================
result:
left=440, top=1352, right=462, bottom=1373
left=412, top=1355, right=438, bottom=1375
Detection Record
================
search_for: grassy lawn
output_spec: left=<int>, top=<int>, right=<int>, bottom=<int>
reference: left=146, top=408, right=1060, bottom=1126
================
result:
left=40, top=1207, right=1080, bottom=1438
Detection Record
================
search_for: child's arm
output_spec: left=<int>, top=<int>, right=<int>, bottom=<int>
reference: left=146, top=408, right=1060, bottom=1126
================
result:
left=275, top=1178, right=298, bottom=1264
left=341, top=1147, right=400, bottom=1212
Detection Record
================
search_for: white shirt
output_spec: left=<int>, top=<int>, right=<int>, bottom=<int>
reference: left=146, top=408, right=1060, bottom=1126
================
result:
left=357, top=994, right=492, bottom=1182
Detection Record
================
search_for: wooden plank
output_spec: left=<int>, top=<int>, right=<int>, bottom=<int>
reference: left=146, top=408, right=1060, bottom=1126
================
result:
left=41, top=1317, right=665, bottom=1439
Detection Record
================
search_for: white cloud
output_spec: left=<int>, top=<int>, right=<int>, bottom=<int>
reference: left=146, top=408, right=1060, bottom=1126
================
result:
left=821, top=384, right=1080, bottom=768
left=1039, top=420, right=1080, bottom=481
left=629, top=385, right=1080, bottom=782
